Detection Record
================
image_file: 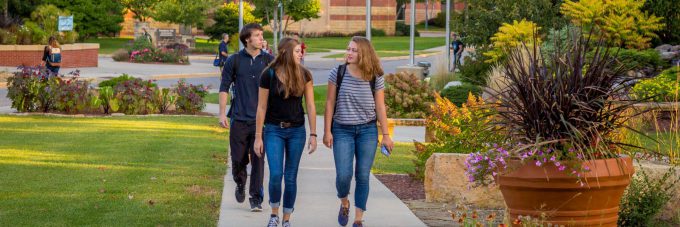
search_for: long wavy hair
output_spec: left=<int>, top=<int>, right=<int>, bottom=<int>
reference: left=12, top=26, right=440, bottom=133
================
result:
left=347, top=36, right=383, bottom=80
left=265, top=37, right=311, bottom=98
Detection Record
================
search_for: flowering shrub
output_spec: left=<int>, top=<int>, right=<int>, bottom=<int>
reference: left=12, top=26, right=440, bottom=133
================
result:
left=412, top=93, right=503, bottom=180
left=384, top=72, right=436, bottom=118
left=113, top=78, right=156, bottom=115
left=173, top=79, right=209, bottom=114
left=7, top=70, right=207, bottom=115
left=631, top=67, right=679, bottom=102
left=51, top=73, right=91, bottom=114
left=129, top=48, right=188, bottom=64
left=6, top=66, right=51, bottom=112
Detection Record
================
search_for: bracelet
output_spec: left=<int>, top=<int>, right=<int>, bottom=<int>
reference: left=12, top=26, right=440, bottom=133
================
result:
left=310, top=133, right=318, bottom=137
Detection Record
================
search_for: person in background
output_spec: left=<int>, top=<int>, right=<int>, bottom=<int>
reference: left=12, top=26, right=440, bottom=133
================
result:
left=219, top=33, right=230, bottom=67
left=41, top=36, right=61, bottom=76
left=450, top=33, right=465, bottom=72
left=262, top=39, right=273, bottom=55
left=292, top=33, right=306, bottom=65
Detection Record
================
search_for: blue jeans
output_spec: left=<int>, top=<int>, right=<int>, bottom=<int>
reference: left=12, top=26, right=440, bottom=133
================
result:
left=264, top=124, right=306, bottom=214
left=332, top=121, right=378, bottom=211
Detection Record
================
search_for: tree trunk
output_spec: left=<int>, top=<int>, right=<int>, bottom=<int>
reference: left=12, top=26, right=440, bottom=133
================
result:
left=4, top=0, right=9, bottom=18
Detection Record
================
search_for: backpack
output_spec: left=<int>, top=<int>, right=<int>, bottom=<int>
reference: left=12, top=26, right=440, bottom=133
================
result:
left=47, top=47, right=62, bottom=67
left=333, top=64, right=376, bottom=116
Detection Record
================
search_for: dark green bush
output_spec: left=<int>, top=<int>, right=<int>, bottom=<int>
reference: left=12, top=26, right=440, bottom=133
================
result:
left=440, top=83, right=482, bottom=106
left=395, top=21, right=420, bottom=37
left=98, top=74, right=156, bottom=88
left=130, top=36, right=154, bottom=52
left=459, top=51, right=493, bottom=86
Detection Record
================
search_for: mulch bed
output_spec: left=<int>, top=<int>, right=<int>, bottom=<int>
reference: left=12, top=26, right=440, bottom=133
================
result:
left=375, top=174, right=425, bottom=200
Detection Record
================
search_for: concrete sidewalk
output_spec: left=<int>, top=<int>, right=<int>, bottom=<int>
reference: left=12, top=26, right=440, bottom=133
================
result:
left=217, top=115, right=426, bottom=227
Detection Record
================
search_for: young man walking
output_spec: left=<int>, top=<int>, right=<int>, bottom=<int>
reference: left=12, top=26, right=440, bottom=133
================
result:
left=219, top=23, right=274, bottom=212
left=450, top=33, right=465, bottom=72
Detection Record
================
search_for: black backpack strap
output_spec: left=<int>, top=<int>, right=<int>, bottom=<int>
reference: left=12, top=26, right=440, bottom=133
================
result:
left=370, top=77, right=376, bottom=96
left=333, top=64, right=347, bottom=117
left=231, top=54, right=239, bottom=82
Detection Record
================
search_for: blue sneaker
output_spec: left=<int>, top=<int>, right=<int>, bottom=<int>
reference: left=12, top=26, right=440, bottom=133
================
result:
left=338, top=203, right=350, bottom=226
left=352, top=221, right=363, bottom=227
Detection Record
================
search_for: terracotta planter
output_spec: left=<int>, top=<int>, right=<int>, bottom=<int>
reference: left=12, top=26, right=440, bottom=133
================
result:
left=496, top=156, right=634, bottom=227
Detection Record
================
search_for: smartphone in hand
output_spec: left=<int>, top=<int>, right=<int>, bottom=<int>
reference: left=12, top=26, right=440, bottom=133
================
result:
left=381, top=144, right=391, bottom=157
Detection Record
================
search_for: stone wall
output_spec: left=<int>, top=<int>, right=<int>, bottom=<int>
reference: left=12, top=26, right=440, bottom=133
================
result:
left=0, top=44, right=99, bottom=68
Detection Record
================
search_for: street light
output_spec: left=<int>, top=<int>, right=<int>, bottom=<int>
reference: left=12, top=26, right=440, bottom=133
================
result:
left=445, top=0, right=451, bottom=72
left=238, top=0, right=244, bottom=50
left=409, top=0, right=415, bottom=66
left=366, top=0, right=371, bottom=40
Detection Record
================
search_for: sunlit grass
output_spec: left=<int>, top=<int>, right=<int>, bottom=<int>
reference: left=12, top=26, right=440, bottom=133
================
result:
left=0, top=115, right=229, bottom=226
left=372, top=142, right=416, bottom=174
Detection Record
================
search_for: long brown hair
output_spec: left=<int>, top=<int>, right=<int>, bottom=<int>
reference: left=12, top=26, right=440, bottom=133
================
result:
left=347, top=36, right=383, bottom=81
left=48, top=36, right=60, bottom=48
left=265, top=37, right=311, bottom=98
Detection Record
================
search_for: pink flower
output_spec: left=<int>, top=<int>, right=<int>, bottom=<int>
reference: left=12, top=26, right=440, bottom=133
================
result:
left=558, top=165, right=566, bottom=171
left=535, top=161, right=542, bottom=166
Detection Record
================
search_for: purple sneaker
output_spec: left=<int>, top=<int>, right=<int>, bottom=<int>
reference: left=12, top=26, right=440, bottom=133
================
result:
left=352, top=221, right=364, bottom=227
left=338, top=203, right=350, bottom=226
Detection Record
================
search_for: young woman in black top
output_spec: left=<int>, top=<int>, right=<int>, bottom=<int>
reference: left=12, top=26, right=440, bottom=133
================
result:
left=253, top=37, right=317, bottom=227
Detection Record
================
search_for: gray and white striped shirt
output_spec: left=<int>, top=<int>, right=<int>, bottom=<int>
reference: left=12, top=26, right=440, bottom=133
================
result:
left=329, top=67, right=385, bottom=125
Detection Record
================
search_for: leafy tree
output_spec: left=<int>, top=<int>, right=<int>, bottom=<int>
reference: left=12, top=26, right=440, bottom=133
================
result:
left=204, top=2, right=260, bottom=40
left=252, top=0, right=320, bottom=33
left=121, top=0, right=160, bottom=22
left=453, top=0, right=566, bottom=47
left=643, top=0, right=680, bottom=45
left=282, top=0, right=321, bottom=32
left=153, top=0, right=217, bottom=29
left=561, top=0, right=663, bottom=49
left=43, top=0, right=125, bottom=38
left=484, top=19, right=541, bottom=63
left=30, top=4, right=69, bottom=35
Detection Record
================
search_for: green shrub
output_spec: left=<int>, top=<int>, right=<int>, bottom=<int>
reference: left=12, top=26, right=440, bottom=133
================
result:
left=130, top=36, right=154, bottom=52
left=6, top=67, right=50, bottom=112
left=440, top=83, right=483, bottom=106
left=632, top=67, right=680, bottom=102
left=459, top=50, right=493, bottom=86
left=0, top=28, right=16, bottom=44
left=58, top=31, right=78, bottom=44
left=618, top=167, right=680, bottom=227
left=395, top=21, right=420, bottom=37
left=98, top=74, right=156, bottom=88
left=51, top=76, right=91, bottom=114
left=173, top=79, right=209, bottom=114
left=113, top=77, right=157, bottom=115
left=23, top=21, right=47, bottom=45
left=384, top=72, right=436, bottom=118
left=370, top=28, right=386, bottom=37
left=111, top=49, right=130, bottom=62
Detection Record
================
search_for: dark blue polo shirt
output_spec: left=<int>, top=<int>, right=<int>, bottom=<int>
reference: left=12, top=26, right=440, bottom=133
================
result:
left=218, top=41, right=229, bottom=62
left=220, top=49, right=274, bottom=121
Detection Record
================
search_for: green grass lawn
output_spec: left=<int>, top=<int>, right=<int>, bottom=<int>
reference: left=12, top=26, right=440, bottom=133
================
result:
left=627, top=130, right=679, bottom=162
left=302, top=36, right=445, bottom=52
left=372, top=142, right=416, bottom=174
left=416, top=23, right=447, bottom=32
left=0, top=116, right=228, bottom=226
left=322, top=50, right=437, bottom=59
left=84, top=37, right=133, bottom=55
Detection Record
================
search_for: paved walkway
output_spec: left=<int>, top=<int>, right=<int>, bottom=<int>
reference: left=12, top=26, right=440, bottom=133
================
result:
left=217, top=115, right=426, bottom=227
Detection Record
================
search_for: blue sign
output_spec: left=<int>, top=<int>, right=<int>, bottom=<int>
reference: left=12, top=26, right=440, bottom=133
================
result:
left=58, top=16, right=74, bottom=31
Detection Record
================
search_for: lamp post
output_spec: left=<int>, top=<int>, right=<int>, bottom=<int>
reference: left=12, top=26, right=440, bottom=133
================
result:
left=366, top=0, right=371, bottom=40
left=409, top=0, right=415, bottom=65
left=238, top=0, right=244, bottom=50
